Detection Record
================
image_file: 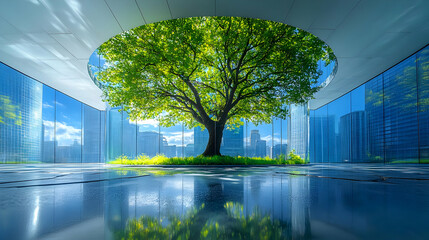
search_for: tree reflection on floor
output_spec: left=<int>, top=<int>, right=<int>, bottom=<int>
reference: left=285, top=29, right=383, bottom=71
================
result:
left=116, top=202, right=290, bottom=240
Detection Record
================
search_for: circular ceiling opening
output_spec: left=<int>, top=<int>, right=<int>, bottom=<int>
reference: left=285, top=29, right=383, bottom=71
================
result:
left=88, top=16, right=336, bottom=92
left=87, top=16, right=336, bottom=156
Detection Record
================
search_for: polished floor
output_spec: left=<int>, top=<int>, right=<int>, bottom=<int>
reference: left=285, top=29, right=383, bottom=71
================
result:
left=1, top=164, right=429, bottom=239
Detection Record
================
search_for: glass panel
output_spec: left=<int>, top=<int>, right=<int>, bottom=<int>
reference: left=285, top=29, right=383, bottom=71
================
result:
left=327, top=94, right=351, bottom=163
left=193, top=126, right=208, bottom=156
left=309, top=111, right=315, bottom=163
left=246, top=122, right=271, bottom=158
left=183, top=125, right=194, bottom=157
left=220, top=124, right=244, bottom=157
left=100, top=111, right=106, bottom=162
left=273, top=118, right=287, bottom=159
left=137, top=118, right=160, bottom=157
left=281, top=118, right=287, bottom=157
left=365, top=75, right=385, bottom=163
left=417, top=46, right=429, bottom=163
left=0, top=63, right=43, bottom=163
left=350, top=85, right=368, bottom=163
left=160, top=124, right=182, bottom=158
left=41, top=85, right=55, bottom=163
left=314, top=105, right=328, bottom=163
left=122, top=111, right=137, bottom=158
left=289, top=104, right=309, bottom=159
left=383, top=55, right=418, bottom=163
left=55, top=92, right=82, bottom=163
left=108, top=107, right=122, bottom=161
left=83, top=105, right=101, bottom=163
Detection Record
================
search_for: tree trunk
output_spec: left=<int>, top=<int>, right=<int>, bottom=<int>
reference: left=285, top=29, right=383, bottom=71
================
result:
left=202, top=122, right=224, bottom=156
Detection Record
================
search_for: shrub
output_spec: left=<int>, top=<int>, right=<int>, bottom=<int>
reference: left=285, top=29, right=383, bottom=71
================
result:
left=109, top=150, right=306, bottom=166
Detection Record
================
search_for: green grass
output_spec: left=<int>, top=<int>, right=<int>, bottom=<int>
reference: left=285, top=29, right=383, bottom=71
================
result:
left=109, top=151, right=306, bottom=166
left=0, top=161, right=41, bottom=164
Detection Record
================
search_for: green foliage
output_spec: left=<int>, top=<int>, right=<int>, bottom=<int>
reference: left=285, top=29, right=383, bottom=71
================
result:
left=98, top=16, right=335, bottom=130
left=0, top=161, right=41, bottom=164
left=109, top=151, right=306, bottom=166
left=115, top=204, right=205, bottom=240
left=286, top=149, right=307, bottom=164
left=0, top=95, right=22, bottom=126
left=201, top=202, right=288, bottom=239
left=116, top=202, right=289, bottom=240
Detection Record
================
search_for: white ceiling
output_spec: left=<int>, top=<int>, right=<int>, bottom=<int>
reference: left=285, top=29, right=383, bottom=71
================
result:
left=0, top=0, right=429, bottom=110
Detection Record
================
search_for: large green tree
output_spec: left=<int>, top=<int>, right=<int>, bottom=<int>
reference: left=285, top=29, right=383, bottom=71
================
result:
left=97, top=17, right=334, bottom=156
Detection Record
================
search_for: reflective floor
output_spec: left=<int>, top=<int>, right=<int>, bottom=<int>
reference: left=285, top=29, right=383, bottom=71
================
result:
left=1, top=164, right=429, bottom=240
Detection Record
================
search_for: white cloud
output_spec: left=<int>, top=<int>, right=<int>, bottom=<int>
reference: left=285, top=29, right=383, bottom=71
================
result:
left=163, top=131, right=182, bottom=146
left=43, top=120, right=55, bottom=141
left=42, top=120, right=81, bottom=146
left=163, top=131, right=194, bottom=146
left=136, top=119, right=159, bottom=129
left=42, top=103, right=54, bottom=109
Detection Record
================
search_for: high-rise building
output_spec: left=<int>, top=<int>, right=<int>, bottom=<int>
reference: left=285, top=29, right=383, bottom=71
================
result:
left=250, top=130, right=261, bottom=149
left=220, top=126, right=244, bottom=156
left=349, top=111, right=367, bottom=162
left=137, top=131, right=161, bottom=157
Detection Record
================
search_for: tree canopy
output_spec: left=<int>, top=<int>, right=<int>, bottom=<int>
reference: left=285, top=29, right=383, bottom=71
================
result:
left=97, top=16, right=335, bottom=156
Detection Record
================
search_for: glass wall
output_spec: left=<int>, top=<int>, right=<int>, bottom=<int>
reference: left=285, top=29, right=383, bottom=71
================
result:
left=417, top=46, right=429, bottom=163
left=106, top=116, right=288, bottom=161
left=137, top=119, right=160, bottom=158
left=122, top=111, right=136, bottom=158
left=161, top=124, right=182, bottom=158
left=365, top=75, right=385, bottom=163
left=272, top=118, right=287, bottom=158
left=383, top=55, right=418, bottom=163
left=288, top=104, right=308, bottom=159
left=327, top=94, right=351, bottom=163
left=310, top=45, right=429, bottom=164
left=183, top=126, right=194, bottom=157
left=221, top=125, right=244, bottom=157
left=309, top=111, right=315, bottom=163
left=350, top=85, right=368, bottom=163
left=313, top=106, right=328, bottom=163
left=42, top=85, right=56, bottom=163
left=83, top=104, right=101, bottom=163
left=108, top=107, right=122, bottom=161
left=0, top=63, right=43, bottom=163
left=193, top=126, right=208, bottom=156
left=0, top=61, right=105, bottom=163
left=55, top=92, right=82, bottom=163
left=245, top=122, right=272, bottom=158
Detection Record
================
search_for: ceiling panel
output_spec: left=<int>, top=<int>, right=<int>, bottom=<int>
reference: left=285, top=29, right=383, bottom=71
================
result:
left=0, top=0, right=68, bottom=33
left=40, top=42, right=74, bottom=60
left=50, top=33, right=91, bottom=60
left=26, top=32, right=57, bottom=44
left=135, top=0, right=172, bottom=24
left=284, top=0, right=326, bottom=30
left=105, top=0, right=145, bottom=31
left=309, top=0, right=359, bottom=30
left=326, top=0, right=403, bottom=58
left=1, top=38, right=57, bottom=60
left=216, top=0, right=293, bottom=23
left=74, top=0, right=123, bottom=41
left=307, top=29, right=334, bottom=42
left=0, top=17, right=20, bottom=34
left=40, top=0, right=121, bottom=51
left=168, top=0, right=215, bottom=19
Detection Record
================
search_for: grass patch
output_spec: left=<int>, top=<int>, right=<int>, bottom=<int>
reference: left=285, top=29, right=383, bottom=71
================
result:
left=0, top=161, right=41, bottom=164
left=109, top=151, right=306, bottom=166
